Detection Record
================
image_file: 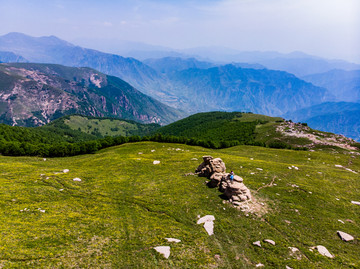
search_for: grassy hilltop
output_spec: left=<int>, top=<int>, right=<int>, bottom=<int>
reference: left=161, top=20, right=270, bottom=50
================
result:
left=0, top=142, right=359, bottom=268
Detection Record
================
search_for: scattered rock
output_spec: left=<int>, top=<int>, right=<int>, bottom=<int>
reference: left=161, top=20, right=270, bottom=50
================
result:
left=256, top=168, right=263, bottom=171
left=59, top=189, right=64, bottom=191
left=73, top=178, right=82, bottom=182
left=63, top=169, right=69, bottom=173
left=264, top=239, right=275, bottom=245
left=154, top=246, right=170, bottom=259
left=351, top=201, right=360, bottom=205
left=151, top=150, right=156, bottom=152
left=197, top=215, right=215, bottom=236
left=288, top=247, right=299, bottom=253
left=337, top=231, right=354, bottom=242
left=256, top=263, right=264, bottom=267
left=316, top=245, right=334, bottom=258
left=253, top=241, right=261, bottom=247
left=153, top=160, right=160, bottom=165
left=165, top=238, right=181, bottom=243
left=138, top=152, right=143, bottom=155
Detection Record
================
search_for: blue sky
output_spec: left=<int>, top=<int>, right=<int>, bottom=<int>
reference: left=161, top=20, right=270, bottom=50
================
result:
left=1, top=0, right=359, bottom=62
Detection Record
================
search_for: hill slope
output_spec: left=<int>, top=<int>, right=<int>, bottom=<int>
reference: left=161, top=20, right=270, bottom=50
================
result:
left=0, top=63, right=182, bottom=126
left=0, top=142, right=359, bottom=268
left=284, top=102, right=360, bottom=141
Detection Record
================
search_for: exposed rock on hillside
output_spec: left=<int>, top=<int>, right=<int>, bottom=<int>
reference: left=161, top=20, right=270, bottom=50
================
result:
left=195, top=156, right=251, bottom=205
left=277, top=121, right=358, bottom=150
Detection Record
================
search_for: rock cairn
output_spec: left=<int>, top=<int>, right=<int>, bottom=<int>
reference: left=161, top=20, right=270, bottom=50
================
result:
left=195, top=156, right=251, bottom=205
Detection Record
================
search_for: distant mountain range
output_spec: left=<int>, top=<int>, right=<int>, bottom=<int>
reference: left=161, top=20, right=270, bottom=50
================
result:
left=0, top=63, right=182, bottom=126
left=1, top=32, right=360, bottom=140
left=302, top=69, right=360, bottom=102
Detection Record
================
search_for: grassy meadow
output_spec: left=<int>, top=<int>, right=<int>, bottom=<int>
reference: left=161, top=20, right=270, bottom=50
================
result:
left=0, top=142, right=359, bottom=268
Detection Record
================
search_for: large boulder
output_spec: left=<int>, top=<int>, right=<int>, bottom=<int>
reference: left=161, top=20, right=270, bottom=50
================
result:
left=196, top=156, right=251, bottom=205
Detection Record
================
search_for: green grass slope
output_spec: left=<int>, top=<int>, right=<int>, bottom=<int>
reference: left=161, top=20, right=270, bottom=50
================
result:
left=0, top=142, right=359, bottom=268
left=54, top=115, right=160, bottom=137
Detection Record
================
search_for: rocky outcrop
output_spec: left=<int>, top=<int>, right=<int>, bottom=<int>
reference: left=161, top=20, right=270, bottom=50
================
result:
left=195, top=156, right=251, bottom=205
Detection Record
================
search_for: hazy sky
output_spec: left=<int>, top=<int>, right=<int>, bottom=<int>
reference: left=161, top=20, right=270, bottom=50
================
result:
left=1, top=0, right=359, bottom=62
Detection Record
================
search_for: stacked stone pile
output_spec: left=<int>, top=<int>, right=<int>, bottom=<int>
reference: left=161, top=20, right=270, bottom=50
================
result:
left=195, top=156, right=251, bottom=205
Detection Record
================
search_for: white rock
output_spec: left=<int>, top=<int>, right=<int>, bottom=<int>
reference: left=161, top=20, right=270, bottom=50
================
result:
left=138, top=152, right=143, bottom=155
left=43, top=158, right=46, bottom=161
left=39, top=209, right=45, bottom=213
left=59, top=189, right=64, bottom=191
left=151, top=149, right=156, bottom=152
left=203, top=221, right=214, bottom=236
left=351, top=201, right=360, bottom=205
left=337, top=231, right=354, bottom=242
left=154, top=246, right=170, bottom=258
left=73, top=178, right=82, bottom=182
left=288, top=247, right=299, bottom=253
left=256, top=168, right=263, bottom=171
left=63, top=169, right=69, bottom=173
left=264, top=239, right=275, bottom=245
left=175, top=148, right=181, bottom=151
left=316, top=245, right=334, bottom=258
left=256, top=263, right=264, bottom=267
left=165, top=238, right=181, bottom=243
left=253, top=241, right=261, bottom=247
left=338, top=219, right=344, bottom=224
left=286, top=266, right=293, bottom=269
left=335, top=164, right=343, bottom=168
left=197, top=215, right=215, bottom=224
left=153, top=160, right=160, bottom=165
left=288, top=167, right=292, bottom=169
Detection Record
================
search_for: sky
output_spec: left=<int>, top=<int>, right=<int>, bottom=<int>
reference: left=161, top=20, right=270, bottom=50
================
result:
left=0, top=0, right=359, bottom=63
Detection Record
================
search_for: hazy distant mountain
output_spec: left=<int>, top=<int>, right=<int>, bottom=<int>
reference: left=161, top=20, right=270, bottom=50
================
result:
left=168, top=64, right=331, bottom=116
left=144, top=57, right=215, bottom=74
left=0, top=51, right=27, bottom=63
left=302, top=69, right=360, bottom=102
left=178, top=47, right=360, bottom=77
left=0, top=63, right=183, bottom=126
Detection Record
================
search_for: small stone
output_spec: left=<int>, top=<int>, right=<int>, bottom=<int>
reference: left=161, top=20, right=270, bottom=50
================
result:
left=256, top=263, right=264, bottom=267
left=338, top=219, right=344, bottom=224
left=73, top=178, right=82, bottom=182
left=253, top=241, right=261, bottom=247
left=154, top=246, right=170, bottom=259
left=264, top=239, right=275, bottom=245
left=337, top=231, right=354, bottom=242
left=316, top=245, right=334, bottom=258
left=165, top=238, right=181, bottom=243
left=288, top=167, right=292, bottom=169
left=335, top=164, right=343, bottom=168
left=39, top=209, right=45, bottom=213
left=351, top=201, right=360, bottom=205
left=151, top=149, right=156, bottom=152
left=153, top=160, right=160, bottom=165
left=288, top=247, right=299, bottom=253
left=203, top=221, right=214, bottom=236
left=256, top=168, right=263, bottom=171
left=138, top=152, right=143, bottom=154
left=197, top=215, right=215, bottom=224
left=43, top=158, right=46, bottom=161
left=286, top=266, right=293, bottom=269
left=63, top=169, right=69, bottom=173
left=59, top=189, right=64, bottom=191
